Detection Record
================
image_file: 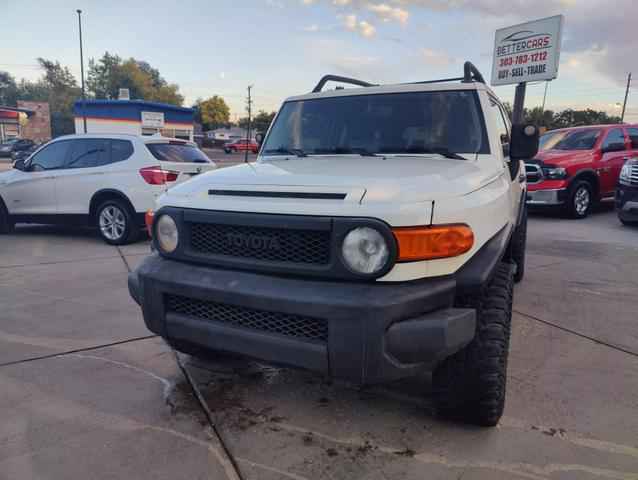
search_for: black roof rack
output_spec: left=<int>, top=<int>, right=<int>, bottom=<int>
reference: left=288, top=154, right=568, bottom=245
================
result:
left=311, top=61, right=485, bottom=93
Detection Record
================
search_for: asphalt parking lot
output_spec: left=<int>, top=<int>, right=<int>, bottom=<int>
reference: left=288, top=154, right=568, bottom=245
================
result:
left=1, top=204, right=638, bottom=480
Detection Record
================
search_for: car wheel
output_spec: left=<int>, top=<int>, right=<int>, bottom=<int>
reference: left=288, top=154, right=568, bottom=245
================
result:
left=224, top=148, right=231, bottom=154
left=96, top=199, right=139, bottom=245
left=509, top=203, right=527, bottom=283
left=433, top=262, right=514, bottom=426
left=620, top=218, right=638, bottom=227
left=567, top=180, right=593, bottom=219
left=0, top=201, right=15, bottom=234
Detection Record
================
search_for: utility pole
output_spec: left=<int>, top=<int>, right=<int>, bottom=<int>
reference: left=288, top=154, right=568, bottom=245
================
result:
left=244, top=85, right=253, bottom=163
left=76, top=9, right=87, bottom=133
left=621, top=72, right=631, bottom=124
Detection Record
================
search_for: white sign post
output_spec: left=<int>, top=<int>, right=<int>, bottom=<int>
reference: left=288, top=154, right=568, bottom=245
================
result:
left=491, top=15, right=564, bottom=123
left=141, top=111, right=165, bottom=129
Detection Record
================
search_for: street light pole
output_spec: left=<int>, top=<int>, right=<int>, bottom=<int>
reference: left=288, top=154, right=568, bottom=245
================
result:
left=76, top=9, right=87, bottom=134
left=621, top=72, right=631, bottom=124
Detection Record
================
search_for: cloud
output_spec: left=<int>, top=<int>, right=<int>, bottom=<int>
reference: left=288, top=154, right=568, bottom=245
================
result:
left=266, top=0, right=284, bottom=7
left=340, top=13, right=377, bottom=37
left=366, top=3, right=409, bottom=24
left=302, top=24, right=320, bottom=31
left=421, top=48, right=455, bottom=66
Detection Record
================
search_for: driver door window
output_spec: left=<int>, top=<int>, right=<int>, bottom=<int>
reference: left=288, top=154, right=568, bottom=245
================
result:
left=29, top=141, right=71, bottom=171
left=489, top=98, right=510, bottom=158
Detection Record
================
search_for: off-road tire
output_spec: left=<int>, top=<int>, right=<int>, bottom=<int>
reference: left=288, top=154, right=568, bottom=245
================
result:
left=510, top=203, right=527, bottom=283
left=620, top=218, right=638, bottom=227
left=0, top=200, right=15, bottom=234
left=96, top=199, right=139, bottom=245
left=433, top=262, right=515, bottom=426
left=566, top=180, right=593, bottom=219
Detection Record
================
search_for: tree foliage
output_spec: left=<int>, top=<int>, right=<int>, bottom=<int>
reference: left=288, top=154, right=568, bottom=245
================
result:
left=194, top=96, right=230, bottom=129
left=502, top=102, right=621, bottom=129
left=237, top=110, right=277, bottom=133
left=87, top=52, right=183, bottom=105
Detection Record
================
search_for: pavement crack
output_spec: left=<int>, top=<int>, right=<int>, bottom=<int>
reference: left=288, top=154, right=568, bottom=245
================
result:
left=116, top=246, right=132, bottom=273
left=173, top=349, right=244, bottom=480
left=514, top=309, right=638, bottom=359
left=0, top=335, right=157, bottom=368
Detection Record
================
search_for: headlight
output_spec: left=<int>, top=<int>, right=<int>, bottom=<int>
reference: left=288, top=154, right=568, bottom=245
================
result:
left=542, top=166, right=567, bottom=179
left=341, top=227, right=390, bottom=275
left=156, top=214, right=179, bottom=253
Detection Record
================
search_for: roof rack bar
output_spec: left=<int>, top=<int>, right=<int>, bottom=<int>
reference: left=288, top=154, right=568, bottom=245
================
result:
left=463, top=61, right=485, bottom=84
left=409, top=76, right=465, bottom=85
left=312, top=74, right=376, bottom=93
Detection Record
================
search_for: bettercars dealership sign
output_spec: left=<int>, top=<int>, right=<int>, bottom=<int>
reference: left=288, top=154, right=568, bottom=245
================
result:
left=491, top=15, right=564, bottom=86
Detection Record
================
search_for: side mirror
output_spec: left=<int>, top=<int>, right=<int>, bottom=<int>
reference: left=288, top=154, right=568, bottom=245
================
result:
left=510, top=124, right=539, bottom=160
left=601, top=143, right=625, bottom=154
left=13, top=159, right=26, bottom=171
left=255, top=133, right=264, bottom=145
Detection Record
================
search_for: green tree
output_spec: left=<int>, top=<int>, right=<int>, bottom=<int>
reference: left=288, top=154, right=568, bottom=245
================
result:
left=87, top=52, right=183, bottom=105
left=195, top=96, right=230, bottom=130
left=252, top=110, right=277, bottom=134
left=0, top=71, right=18, bottom=106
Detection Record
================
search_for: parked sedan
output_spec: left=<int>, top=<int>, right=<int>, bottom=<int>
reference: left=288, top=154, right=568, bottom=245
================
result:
left=11, top=142, right=39, bottom=162
left=223, top=139, right=259, bottom=154
left=0, top=138, right=35, bottom=157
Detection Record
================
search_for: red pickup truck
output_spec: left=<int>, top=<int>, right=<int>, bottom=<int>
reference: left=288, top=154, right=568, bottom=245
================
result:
left=526, top=124, right=638, bottom=218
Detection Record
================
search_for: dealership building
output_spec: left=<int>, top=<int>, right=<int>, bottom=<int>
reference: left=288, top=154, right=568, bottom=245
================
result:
left=73, top=100, right=195, bottom=141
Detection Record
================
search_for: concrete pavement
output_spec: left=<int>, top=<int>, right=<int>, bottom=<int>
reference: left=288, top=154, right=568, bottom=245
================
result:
left=1, top=206, right=637, bottom=479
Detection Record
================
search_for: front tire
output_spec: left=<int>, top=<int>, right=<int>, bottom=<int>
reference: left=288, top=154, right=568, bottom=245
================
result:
left=96, top=199, right=139, bottom=245
left=567, top=180, right=593, bottom=219
left=433, top=262, right=515, bottom=426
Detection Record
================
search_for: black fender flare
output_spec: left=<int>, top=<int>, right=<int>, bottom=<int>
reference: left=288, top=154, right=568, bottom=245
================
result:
left=567, top=169, right=600, bottom=197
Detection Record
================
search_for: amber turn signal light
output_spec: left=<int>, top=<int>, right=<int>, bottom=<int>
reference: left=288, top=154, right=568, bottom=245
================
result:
left=392, top=224, right=474, bottom=261
left=145, top=210, right=155, bottom=237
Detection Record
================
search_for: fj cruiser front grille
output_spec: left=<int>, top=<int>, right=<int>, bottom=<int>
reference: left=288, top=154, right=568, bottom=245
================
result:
left=165, top=294, right=329, bottom=343
left=189, top=222, right=331, bottom=264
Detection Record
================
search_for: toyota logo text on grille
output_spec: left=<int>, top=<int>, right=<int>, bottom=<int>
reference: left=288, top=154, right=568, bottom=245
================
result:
left=225, top=233, right=282, bottom=250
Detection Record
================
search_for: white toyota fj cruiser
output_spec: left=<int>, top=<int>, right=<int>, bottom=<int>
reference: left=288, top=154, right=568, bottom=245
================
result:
left=129, top=62, right=538, bottom=426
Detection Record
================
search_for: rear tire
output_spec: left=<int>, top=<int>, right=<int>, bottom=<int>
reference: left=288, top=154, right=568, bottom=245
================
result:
left=510, top=203, right=527, bottom=283
left=620, top=218, right=638, bottom=227
left=433, top=262, right=514, bottom=427
left=96, top=199, right=139, bottom=245
left=0, top=201, right=14, bottom=234
left=566, top=180, right=593, bottom=219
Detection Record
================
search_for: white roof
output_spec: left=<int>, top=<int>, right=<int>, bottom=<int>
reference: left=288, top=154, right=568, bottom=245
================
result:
left=287, top=80, right=493, bottom=103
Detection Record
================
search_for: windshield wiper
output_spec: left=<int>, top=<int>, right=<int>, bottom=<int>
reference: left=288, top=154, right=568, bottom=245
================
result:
left=316, top=147, right=382, bottom=157
left=263, top=147, right=307, bottom=157
left=399, top=147, right=468, bottom=160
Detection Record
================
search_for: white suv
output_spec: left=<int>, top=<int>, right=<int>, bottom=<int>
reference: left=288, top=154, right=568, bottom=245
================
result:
left=0, top=134, right=215, bottom=244
left=129, top=63, right=538, bottom=426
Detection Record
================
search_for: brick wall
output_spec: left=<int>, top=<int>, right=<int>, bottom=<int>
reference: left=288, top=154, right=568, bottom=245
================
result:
left=17, top=101, right=52, bottom=143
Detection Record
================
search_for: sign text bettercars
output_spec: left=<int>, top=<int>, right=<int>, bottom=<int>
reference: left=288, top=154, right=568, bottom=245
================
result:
left=491, top=15, right=564, bottom=86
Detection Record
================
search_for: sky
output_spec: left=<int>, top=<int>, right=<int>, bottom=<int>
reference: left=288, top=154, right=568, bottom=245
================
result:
left=1, top=0, right=637, bottom=121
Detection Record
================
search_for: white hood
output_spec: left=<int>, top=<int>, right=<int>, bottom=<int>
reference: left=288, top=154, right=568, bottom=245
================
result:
left=164, top=155, right=501, bottom=204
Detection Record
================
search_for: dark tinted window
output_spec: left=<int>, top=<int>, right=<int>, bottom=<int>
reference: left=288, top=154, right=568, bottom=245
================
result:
left=539, top=131, right=567, bottom=151
left=145, top=143, right=210, bottom=163
left=263, top=91, right=489, bottom=155
left=66, top=139, right=109, bottom=168
left=553, top=129, right=601, bottom=150
left=111, top=139, right=134, bottom=163
left=29, top=141, right=71, bottom=171
left=627, top=128, right=638, bottom=149
left=602, top=128, right=626, bottom=150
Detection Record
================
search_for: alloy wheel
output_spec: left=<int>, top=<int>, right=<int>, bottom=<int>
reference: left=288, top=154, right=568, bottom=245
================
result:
left=574, top=186, right=590, bottom=216
left=99, top=205, right=126, bottom=241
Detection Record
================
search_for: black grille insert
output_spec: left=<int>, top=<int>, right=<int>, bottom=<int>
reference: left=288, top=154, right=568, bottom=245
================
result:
left=165, top=294, right=328, bottom=343
left=189, top=222, right=331, bottom=264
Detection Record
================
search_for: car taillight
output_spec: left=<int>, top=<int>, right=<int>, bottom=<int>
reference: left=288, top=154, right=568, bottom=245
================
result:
left=139, top=166, right=179, bottom=185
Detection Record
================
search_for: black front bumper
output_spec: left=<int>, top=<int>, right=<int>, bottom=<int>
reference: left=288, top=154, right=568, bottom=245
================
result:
left=616, top=184, right=638, bottom=222
left=129, top=254, right=477, bottom=385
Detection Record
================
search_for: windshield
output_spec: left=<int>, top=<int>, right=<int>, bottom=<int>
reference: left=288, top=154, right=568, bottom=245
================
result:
left=262, top=91, right=489, bottom=156
left=145, top=142, right=210, bottom=163
left=551, top=129, right=601, bottom=151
